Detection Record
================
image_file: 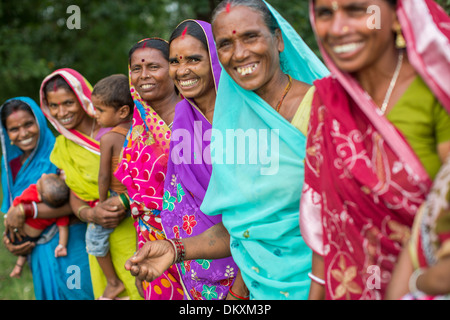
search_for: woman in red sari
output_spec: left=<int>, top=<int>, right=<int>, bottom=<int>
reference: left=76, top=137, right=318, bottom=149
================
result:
left=302, top=0, right=450, bottom=300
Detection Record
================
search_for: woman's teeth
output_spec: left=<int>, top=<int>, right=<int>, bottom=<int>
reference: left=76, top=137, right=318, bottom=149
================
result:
left=20, top=138, right=33, bottom=145
left=332, top=42, right=363, bottom=54
left=179, top=79, right=199, bottom=87
left=141, top=84, right=155, bottom=90
left=60, top=116, right=74, bottom=124
left=237, top=63, right=258, bottom=76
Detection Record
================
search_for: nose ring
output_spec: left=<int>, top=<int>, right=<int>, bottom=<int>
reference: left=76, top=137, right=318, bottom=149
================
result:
left=342, top=26, right=349, bottom=33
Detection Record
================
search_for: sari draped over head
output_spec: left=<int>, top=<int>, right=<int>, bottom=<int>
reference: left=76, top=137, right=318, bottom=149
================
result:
left=301, top=0, right=450, bottom=300
left=200, top=2, right=329, bottom=300
left=40, top=68, right=100, bottom=202
left=1, top=97, right=57, bottom=213
left=160, top=20, right=238, bottom=301
left=39, top=68, right=140, bottom=300
left=114, top=38, right=184, bottom=300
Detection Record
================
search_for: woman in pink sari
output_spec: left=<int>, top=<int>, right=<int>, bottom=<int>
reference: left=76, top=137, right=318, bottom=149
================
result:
left=302, top=0, right=450, bottom=300
left=114, top=38, right=184, bottom=300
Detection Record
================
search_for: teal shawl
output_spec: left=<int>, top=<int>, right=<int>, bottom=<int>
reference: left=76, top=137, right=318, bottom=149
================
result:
left=200, top=1, right=329, bottom=299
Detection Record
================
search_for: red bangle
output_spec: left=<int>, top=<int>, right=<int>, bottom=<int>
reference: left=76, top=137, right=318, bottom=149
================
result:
left=164, top=238, right=186, bottom=264
left=229, top=286, right=250, bottom=300
left=22, top=203, right=34, bottom=218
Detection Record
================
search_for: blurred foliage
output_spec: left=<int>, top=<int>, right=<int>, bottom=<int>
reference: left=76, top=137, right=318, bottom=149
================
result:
left=0, top=0, right=449, bottom=104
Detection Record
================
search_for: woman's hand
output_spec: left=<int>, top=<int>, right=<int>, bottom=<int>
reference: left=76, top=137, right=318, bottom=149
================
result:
left=3, top=233, right=35, bottom=256
left=91, top=196, right=127, bottom=228
left=5, top=206, right=26, bottom=242
left=124, top=240, right=175, bottom=283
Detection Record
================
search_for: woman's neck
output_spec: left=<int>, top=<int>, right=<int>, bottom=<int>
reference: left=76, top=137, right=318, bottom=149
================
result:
left=255, top=70, right=289, bottom=110
left=147, top=92, right=180, bottom=126
left=75, top=116, right=97, bottom=138
left=355, top=48, right=416, bottom=108
left=193, top=90, right=217, bottom=123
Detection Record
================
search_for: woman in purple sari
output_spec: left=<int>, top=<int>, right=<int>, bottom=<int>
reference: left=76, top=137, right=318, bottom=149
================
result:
left=152, top=20, right=238, bottom=300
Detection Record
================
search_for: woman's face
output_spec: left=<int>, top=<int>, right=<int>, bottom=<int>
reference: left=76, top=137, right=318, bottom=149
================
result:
left=46, top=87, right=87, bottom=131
left=313, top=0, right=397, bottom=73
left=212, top=5, right=284, bottom=93
left=130, top=47, right=175, bottom=102
left=5, top=109, right=39, bottom=153
left=169, top=34, right=215, bottom=101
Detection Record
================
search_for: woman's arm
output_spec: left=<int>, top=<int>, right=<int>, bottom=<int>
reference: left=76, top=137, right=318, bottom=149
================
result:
left=385, top=246, right=414, bottom=300
left=308, top=251, right=326, bottom=300
left=125, top=222, right=231, bottom=283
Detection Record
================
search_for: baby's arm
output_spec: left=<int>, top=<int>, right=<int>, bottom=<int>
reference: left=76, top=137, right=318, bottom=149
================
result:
left=54, top=225, right=69, bottom=258
left=98, top=133, right=115, bottom=203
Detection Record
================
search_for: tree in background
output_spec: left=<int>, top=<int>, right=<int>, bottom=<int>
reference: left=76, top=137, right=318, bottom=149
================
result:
left=1, top=0, right=449, bottom=103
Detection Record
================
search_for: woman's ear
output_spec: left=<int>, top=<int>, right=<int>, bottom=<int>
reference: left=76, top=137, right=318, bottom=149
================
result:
left=275, top=28, right=285, bottom=53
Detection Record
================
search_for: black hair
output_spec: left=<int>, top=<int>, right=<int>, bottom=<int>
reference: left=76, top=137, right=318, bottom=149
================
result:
left=169, top=20, right=208, bottom=50
left=92, top=74, right=134, bottom=114
left=1, top=99, right=35, bottom=128
left=128, top=38, right=170, bottom=64
left=40, top=174, right=70, bottom=208
left=43, top=75, right=73, bottom=95
left=211, top=0, right=279, bottom=35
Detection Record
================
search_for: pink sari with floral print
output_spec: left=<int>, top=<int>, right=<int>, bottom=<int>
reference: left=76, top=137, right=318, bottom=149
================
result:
left=114, top=39, right=183, bottom=300
left=301, top=0, right=450, bottom=300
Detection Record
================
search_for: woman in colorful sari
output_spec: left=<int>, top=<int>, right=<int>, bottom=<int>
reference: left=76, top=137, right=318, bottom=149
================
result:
left=302, top=0, right=450, bottom=300
left=156, top=19, right=238, bottom=300
left=114, top=38, right=184, bottom=300
left=1, top=97, right=92, bottom=300
left=39, top=68, right=141, bottom=300
left=126, top=0, right=328, bottom=300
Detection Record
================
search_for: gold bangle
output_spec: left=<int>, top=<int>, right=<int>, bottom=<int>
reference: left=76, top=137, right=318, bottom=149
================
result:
left=76, top=205, right=90, bottom=222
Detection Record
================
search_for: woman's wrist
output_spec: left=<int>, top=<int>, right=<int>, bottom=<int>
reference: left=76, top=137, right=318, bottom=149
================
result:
left=75, top=205, right=90, bottom=222
left=164, top=238, right=186, bottom=265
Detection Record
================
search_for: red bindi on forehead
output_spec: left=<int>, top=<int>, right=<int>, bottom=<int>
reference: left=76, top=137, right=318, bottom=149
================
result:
left=226, top=3, right=231, bottom=13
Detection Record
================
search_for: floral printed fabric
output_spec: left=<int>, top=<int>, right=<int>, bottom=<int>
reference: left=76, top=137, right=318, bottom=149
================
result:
left=160, top=20, right=237, bottom=300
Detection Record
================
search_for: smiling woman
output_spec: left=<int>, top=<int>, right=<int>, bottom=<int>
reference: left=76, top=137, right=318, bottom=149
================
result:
left=301, top=0, right=450, bottom=300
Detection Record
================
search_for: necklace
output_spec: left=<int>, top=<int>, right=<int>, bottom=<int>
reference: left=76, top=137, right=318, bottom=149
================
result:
left=276, top=75, right=292, bottom=112
left=380, top=50, right=404, bottom=115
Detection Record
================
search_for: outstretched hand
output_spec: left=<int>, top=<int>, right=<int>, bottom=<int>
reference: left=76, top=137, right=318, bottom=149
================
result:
left=124, top=240, right=175, bottom=283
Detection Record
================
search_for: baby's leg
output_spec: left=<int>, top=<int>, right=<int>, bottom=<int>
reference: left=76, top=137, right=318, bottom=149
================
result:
left=10, top=256, right=27, bottom=278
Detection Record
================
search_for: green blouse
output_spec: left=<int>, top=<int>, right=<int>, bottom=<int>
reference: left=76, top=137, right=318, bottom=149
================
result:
left=387, top=76, right=450, bottom=180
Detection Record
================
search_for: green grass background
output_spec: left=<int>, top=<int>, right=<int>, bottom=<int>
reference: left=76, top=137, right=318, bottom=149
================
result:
left=0, top=183, right=36, bottom=300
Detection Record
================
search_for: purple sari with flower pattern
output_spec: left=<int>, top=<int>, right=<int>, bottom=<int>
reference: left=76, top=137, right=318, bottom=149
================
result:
left=160, top=20, right=238, bottom=300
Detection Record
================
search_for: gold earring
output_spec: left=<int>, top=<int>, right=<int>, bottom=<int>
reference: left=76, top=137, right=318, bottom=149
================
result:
left=10, top=141, right=14, bottom=145
left=395, top=26, right=406, bottom=49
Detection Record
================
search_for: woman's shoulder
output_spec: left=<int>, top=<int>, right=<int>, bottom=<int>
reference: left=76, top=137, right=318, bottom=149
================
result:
left=291, top=85, right=316, bottom=136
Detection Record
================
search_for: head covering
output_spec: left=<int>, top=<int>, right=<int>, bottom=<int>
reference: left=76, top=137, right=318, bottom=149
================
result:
left=301, top=0, right=450, bottom=299
left=160, top=19, right=238, bottom=301
left=200, top=1, right=328, bottom=299
left=39, top=68, right=99, bottom=153
left=39, top=68, right=100, bottom=201
left=0, top=97, right=57, bottom=212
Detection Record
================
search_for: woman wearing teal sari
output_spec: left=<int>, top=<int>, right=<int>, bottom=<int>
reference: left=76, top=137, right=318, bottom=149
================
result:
left=126, top=0, right=328, bottom=300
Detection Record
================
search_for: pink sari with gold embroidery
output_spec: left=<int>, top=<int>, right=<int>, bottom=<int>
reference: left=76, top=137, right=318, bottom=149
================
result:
left=301, top=0, right=450, bottom=300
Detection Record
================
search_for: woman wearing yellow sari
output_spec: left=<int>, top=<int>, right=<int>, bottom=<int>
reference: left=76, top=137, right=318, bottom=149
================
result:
left=39, top=68, right=141, bottom=300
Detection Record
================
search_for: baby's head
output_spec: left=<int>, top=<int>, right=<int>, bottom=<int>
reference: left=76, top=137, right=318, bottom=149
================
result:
left=36, top=173, right=70, bottom=208
left=91, top=74, right=134, bottom=128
